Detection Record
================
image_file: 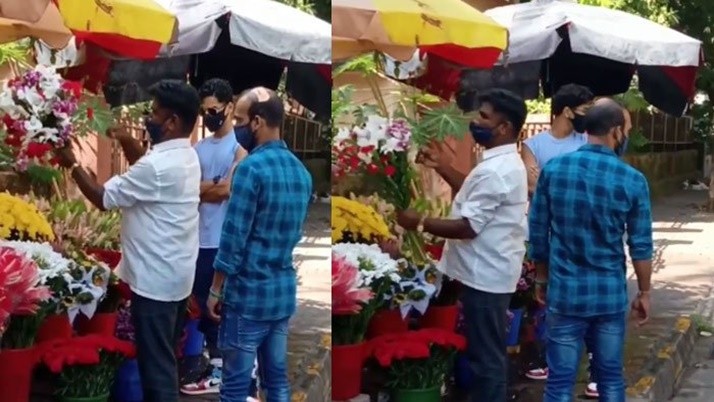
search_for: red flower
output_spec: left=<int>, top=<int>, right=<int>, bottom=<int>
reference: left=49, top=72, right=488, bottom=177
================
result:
left=384, top=165, right=396, bottom=177
left=38, top=335, right=136, bottom=373
left=86, top=107, right=94, bottom=120
left=366, top=163, right=379, bottom=175
left=424, top=243, right=444, bottom=260
left=25, top=142, right=53, bottom=158
left=0, top=248, right=52, bottom=333
left=332, top=255, right=373, bottom=315
left=61, top=80, right=83, bottom=99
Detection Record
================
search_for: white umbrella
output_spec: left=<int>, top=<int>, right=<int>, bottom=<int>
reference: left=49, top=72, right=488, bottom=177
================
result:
left=157, top=0, right=330, bottom=64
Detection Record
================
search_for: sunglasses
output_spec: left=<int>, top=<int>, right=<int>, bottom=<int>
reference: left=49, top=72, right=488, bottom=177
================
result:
left=203, top=106, right=227, bottom=117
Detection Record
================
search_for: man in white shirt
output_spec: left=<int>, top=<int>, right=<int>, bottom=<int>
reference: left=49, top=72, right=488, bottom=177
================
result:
left=397, top=88, right=528, bottom=402
left=54, top=80, right=202, bottom=402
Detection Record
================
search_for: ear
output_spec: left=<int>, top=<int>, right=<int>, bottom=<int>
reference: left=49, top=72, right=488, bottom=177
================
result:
left=562, top=107, right=574, bottom=119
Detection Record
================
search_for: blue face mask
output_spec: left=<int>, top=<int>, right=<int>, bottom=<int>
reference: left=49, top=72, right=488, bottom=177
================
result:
left=234, top=124, right=256, bottom=152
left=145, top=118, right=165, bottom=144
left=469, top=122, right=494, bottom=145
left=615, top=136, right=629, bottom=157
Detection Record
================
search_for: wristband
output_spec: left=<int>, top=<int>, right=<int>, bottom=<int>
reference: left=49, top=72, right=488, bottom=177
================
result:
left=209, top=288, right=223, bottom=300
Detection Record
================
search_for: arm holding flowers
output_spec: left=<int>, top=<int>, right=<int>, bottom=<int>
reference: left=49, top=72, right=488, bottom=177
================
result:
left=107, top=123, right=147, bottom=166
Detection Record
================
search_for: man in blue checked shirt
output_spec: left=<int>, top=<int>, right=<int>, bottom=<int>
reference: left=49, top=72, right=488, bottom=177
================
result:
left=206, top=87, right=312, bottom=402
left=529, top=99, right=653, bottom=402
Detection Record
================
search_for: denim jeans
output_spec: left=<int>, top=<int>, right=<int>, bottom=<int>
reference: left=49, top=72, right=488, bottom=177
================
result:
left=544, top=312, right=627, bottom=402
left=460, top=286, right=513, bottom=402
left=131, top=293, right=187, bottom=402
left=219, top=307, right=290, bottom=402
left=193, top=247, right=220, bottom=356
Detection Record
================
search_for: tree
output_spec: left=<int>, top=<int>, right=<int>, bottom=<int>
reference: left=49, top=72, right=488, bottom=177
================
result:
left=275, top=0, right=330, bottom=21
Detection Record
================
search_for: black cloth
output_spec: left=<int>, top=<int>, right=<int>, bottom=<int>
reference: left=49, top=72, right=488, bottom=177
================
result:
left=460, top=286, right=513, bottom=402
left=131, top=292, right=187, bottom=402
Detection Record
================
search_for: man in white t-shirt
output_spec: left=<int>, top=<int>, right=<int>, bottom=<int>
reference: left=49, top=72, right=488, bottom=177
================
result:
left=396, top=89, right=528, bottom=402
left=55, top=80, right=201, bottom=402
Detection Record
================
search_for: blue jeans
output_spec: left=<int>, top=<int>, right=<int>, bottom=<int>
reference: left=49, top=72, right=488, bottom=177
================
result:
left=219, top=307, right=290, bottom=402
left=544, top=312, right=626, bottom=402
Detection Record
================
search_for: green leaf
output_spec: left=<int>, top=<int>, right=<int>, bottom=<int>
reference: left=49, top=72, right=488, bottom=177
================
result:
left=410, top=104, right=470, bottom=147
left=334, top=54, right=378, bottom=77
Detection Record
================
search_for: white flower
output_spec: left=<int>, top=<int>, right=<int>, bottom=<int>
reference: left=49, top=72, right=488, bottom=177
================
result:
left=332, top=242, right=401, bottom=287
left=333, top=127, right=352, bottom=144
left=23, top=116, right=44, bottom=134
left=0, top=240, right=71, bottom=285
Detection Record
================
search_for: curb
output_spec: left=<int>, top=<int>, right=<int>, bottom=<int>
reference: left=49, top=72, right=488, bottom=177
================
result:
left=626, top=286, right=714, bottom=402
left=292, top=334, right=332, bottom=402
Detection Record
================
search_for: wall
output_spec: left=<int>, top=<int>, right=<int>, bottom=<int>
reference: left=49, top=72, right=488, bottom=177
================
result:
left=624, top=150, right=699, bottom=198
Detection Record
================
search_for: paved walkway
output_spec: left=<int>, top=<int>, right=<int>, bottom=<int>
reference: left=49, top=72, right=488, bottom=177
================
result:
left=508, top=190, right=714, bottom=400
left=180, top=202, right=331, bottom=402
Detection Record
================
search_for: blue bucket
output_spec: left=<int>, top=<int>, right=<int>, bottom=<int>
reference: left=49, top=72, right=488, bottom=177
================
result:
left=183, top=319, right=205, bottom=357
left=506, top=308, right=524, bottom=347
left=112, top=358, right=143, bottom=402
left=454, top=354, right=472, bottom=390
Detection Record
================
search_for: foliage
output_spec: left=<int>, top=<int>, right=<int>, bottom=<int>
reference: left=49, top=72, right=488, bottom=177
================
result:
left=0, top=40, right=31, bottom=68
left=276, top=0, right=330, bottom=21
left=626, top=128, right=651, bottom=154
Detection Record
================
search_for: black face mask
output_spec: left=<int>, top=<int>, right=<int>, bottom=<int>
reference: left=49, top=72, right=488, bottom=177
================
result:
left=571, top=114, right=586, bottom=133
left=204, top=113, right=226, bottom=133
left=234, top=124, right=256, bottom=152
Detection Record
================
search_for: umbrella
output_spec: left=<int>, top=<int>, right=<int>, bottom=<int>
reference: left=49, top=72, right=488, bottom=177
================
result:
left=0, top=0, right=50, bottom=22
left=468, top=0, right=702, bottom=116
left=0, top=4, right=71, bottom=48
left=332, top=0, right=507, bottom=68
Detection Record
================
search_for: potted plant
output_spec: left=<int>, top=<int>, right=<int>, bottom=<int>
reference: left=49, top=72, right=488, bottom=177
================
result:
left=368, top=328, right=466, bottom=402
left=39, top=334, right=136, bottom=402
left=0, top=246, right=52, bottom=402
left=332, top=254, right=374, bottom=400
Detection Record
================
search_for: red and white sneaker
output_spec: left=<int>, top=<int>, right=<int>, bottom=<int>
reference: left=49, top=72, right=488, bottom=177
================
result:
left=584, top=382, right=599, bottom=398
left=525, top=367, right=549, bottom=380
left=181, top=365, right=222, bottom=395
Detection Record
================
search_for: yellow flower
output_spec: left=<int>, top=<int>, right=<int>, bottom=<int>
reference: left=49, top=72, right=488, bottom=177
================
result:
left=0, top=192, right=55, bottom=241
left=331, top=196, right=391, bottom=243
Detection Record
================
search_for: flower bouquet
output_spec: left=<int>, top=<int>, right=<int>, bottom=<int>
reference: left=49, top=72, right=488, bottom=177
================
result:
left=332, top=195, right=392, bottom=244
left=0, top=246, right=52, bottom=402
left=331, top=243, right=401, bottom=345
left=39, top=334, right=136, bottom=401
left=390, top=262, right=437, bottom=319
left=0, top=65, right=111, bottom=171
left=0, top=192, right=55, bottom=242
left=368, top=328, right=466, bottom=401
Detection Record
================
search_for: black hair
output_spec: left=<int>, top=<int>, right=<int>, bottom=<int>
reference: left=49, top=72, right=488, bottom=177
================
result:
left=477, top=89, right=528, bottom=135
left=242, top=88, right=284, bottom=128
left=551, top=84, right=594, bottom=116
left=455, top=70, right=480, bottom=112
left=584, top=101, right=625, bottom=136
left=198, top=78, right=234, bottom=104
left=148, top=79, right=200, bottom=135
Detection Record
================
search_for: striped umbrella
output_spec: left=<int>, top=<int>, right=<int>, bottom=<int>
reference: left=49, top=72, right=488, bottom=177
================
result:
left=332, top=0, right=508, bottom=68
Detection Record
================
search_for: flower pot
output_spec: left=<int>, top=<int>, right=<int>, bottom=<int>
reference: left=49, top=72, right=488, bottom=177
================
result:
left=506, top=308, right=525, bottom=347
left=392, top=385, right=441, bottom=402
left=85, top=248, right=122, bottom=269
left=112, top=358, right=143, bottom=402
left=419, top=305, right=459, bottom=331
left=367, top=309, right=408, bottom=339
left=36, top=313, right=73, bottom=343
left=76, top=312, right=118, bottom=336
left=332, top=343, right=364, bottom=400
left=59, top=393, right=110, bottom=402
left=182, top=318, right=205, bottom=357
left=0, top=347, right=38, bottom=402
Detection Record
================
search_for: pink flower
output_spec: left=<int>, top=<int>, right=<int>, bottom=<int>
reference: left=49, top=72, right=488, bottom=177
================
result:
left=0, top=247, right=52, bottom=334
left=332, top=254, right=373, bottom=315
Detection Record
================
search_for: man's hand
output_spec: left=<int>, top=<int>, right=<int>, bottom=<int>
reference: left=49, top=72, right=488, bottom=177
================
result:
left=416, top=141, right=453, bottom=171
left=379, top=239, right=402, bottom=259
left=396, top=209, right=422, bottom=231
left=54, top=146, right=77, bottom=168
left=207, top=290, right=222, bottom=322
left=106, top=123, right=132, bottom=140
left=535, top=283, right=547, bottom=306
left=630, top=292, right=650, bottom=326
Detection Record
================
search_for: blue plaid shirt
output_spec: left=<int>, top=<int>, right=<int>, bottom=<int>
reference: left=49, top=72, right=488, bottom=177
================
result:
left=214, top=140, right=312, bottom=321
left=529, top=144, right=653, bottom=317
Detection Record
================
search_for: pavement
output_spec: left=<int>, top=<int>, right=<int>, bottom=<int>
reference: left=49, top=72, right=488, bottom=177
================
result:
left=180, top=202, right=332, bottom=402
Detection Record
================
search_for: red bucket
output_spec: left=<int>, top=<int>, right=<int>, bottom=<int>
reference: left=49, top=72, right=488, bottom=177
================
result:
left=367, top=309, right=408, bottom=339
left=36, top=313, right=73, bottom=343
left=332, top=343, right=364, bottom=400
left=0, top=348, right=38, bottom=402
left=76, top=312, right=118, bottom=336
left=419, top=305, right=459, bottom=332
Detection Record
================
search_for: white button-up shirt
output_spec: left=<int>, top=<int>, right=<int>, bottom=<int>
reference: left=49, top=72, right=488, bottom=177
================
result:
left=103, top=138, right=200, bottom=302
left=437, top=143, right=528, bottom=294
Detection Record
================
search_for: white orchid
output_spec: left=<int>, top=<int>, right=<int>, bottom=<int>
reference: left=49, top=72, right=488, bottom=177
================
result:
left=0, top=241, right=70, bottom=285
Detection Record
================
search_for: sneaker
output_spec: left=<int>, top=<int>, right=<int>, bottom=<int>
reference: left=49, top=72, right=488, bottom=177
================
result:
left=525, top=367, right=548, bottom=380
left=181, top=364, right=222, bottom=395
left=584, top=382, right=599, bottom=398
left=247, top=398, right=260, bottom=402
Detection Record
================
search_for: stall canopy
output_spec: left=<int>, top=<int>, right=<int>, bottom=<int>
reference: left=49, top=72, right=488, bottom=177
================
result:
left=393, top=0, right=702, bottom=116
